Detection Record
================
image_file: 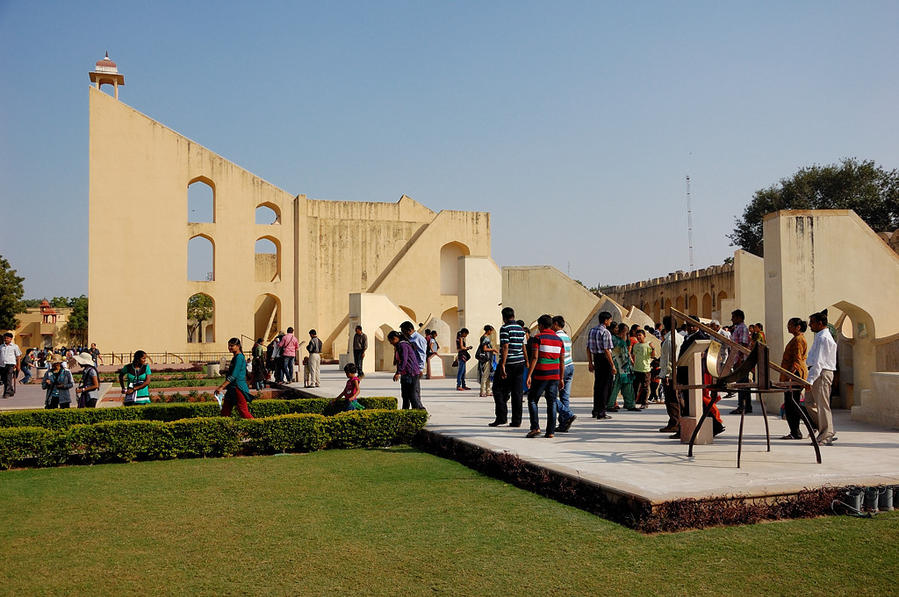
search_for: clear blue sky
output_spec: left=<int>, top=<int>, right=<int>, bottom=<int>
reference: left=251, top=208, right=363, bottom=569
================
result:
left=2, top=0, right=898, bottom=298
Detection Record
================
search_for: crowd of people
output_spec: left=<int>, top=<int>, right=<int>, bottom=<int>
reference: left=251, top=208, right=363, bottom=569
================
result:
left=463, top=305, right=840, bottom=446
left=0, top=305, right=840, bottom=446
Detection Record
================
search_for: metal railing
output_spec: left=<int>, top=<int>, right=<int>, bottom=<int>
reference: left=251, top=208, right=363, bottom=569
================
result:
left=101, top=352, right=233, bottom=365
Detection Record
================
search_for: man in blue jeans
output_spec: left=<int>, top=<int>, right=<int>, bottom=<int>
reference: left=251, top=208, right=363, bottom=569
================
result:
left=525, top=314, right=565, bottom=438
left=551, top=315, right=576, bottom=432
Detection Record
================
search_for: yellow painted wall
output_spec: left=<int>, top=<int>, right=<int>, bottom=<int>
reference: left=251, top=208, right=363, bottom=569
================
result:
left=763, top=210, right=899, bottom=395
left=88, top=88, right=491, bottom=357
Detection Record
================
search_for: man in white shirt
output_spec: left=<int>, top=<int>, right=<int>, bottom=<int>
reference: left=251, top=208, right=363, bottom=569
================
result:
left=806, top=310, right=838, bottom=445
left=658, top=316, right=684, bottom=433
left=1, top=332, right=23, bottom=398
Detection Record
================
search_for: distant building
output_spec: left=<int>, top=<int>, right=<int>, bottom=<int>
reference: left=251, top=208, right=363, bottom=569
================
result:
left=13, top=300, right=74, bottom=349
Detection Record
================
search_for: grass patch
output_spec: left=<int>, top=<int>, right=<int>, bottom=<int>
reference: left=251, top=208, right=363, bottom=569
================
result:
left=0, top=449, right=895, bottom=596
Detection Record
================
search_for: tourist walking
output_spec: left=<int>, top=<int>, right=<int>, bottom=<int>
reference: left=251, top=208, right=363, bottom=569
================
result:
left=475, top=325, right=497, bottom=397
left=586, top=311, right=615, bottom=420
left=252, top=338, right=268, bottom=390
left=402, top=321, right=428, bottom=373
left=780, top=317, right=809, bottom=440
left=352, top=325, right=368, bottom=376
left=455, top=328, right=472, bottom=391
left=0, top=332, right=22, bottom=398
left=306, top=329, right=323, bottom=387
left=658, top=316, right=684, bottom=433
left=550, top=315, right=576, bottom=431
left=216, top=338, right=255, bottom=419
left=729, top=310, right=752, bottom=414
left=118, top=350, right=152, bottom=406
left=20, top=348, right=35, bottom=385
left=42, top=355, right=74, bottom=409
left=389, top=330, right=424, bottom=410
left=278, top=327, right=300, bottom=383
left=525, top=314, right=565, bottom=438
left=88, top=342, right=103, bottom=365
left=72, top=352, right=100, bottom=408
left=489, top=307, right=527, bottom=427
left=807, top=310, right=837, bottom=445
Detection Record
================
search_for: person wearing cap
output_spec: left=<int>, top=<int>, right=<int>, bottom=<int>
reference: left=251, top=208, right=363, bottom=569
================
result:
left=73, top=352, right=100, bottom=408
left=42, top=355, right=74, bottom=409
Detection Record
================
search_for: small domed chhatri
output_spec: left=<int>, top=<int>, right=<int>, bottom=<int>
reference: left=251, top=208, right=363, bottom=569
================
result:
left=89, top=51, right=124, bottom=99
left=94, top=52, right=118, bottom=73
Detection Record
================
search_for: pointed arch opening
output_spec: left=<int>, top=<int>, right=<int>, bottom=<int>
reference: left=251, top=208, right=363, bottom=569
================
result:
left=188, top=234, right=215, bottom=281
left=255, top=202, right=281, bottom=225
left=701, top=293, right=712, bottom=319
left=188, top=178, right=215, bottom=223
left=255, top=236, right=281, bottom=282
left=254, top=294, right=281, bottom=343
left=187, top=293, right=215, bottom=343
left=440, top=242, right=470, bottom=295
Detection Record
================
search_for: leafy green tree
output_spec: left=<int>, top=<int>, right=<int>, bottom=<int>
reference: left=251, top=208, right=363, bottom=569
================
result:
left=187, top=294, right=214, bottom=343
left=50, top=296, right=70, bottom=308
left=65, top=295, right=89, bottom=346
left=22, top=298, right=42, bottom=308
left=0, top=256, right=26, bottom=331
left=729, top=158, right=899, bottom=256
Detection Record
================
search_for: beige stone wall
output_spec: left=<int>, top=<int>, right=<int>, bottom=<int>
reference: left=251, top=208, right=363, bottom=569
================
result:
left=604, top=264, right=734, bottom=323
left=502, top=266, right=600, bottom=331
left=88, top=87, right=492, bottom=358
left=763, top=210, right=899, bottom=397
left=89, top=87, right=296, bottom=355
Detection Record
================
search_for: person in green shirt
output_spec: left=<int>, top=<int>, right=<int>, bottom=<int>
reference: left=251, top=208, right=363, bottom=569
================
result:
left=215, top=338, right=255, bottom=419
left=631, top=329, right=656, bottom=409
left=118, top=350, right=152, bottom=406
left=609, top=323, right=637, bottom=411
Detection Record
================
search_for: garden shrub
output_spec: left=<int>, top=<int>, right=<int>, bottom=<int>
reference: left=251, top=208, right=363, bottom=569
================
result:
left=0, top=426, right=68, bottom=469
left=0, top=409, right=426, bottom=469
left=169, top=418, right=240, bottom=458
left=240, top=414, right=327, bottom=454
left=68, top=421, right=176, bottom=464
left=0, top=397, right=398, bottom=430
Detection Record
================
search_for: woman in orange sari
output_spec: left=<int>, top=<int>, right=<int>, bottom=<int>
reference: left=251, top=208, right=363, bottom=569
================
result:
left=780, top=317, right=809, bottom=439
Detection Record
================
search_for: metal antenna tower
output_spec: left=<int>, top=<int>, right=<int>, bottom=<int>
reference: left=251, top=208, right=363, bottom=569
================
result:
left=686, top=175, right=695, bottom=270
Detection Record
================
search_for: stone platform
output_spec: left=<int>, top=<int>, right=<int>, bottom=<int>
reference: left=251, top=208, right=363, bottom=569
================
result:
left=296, top=366, right=899, bottom=507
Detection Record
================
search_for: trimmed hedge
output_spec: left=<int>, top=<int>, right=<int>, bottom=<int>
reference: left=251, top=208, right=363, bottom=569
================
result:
left=0, top=397, right=398, bottom=430
left=0, top=409, right=427, bottom=469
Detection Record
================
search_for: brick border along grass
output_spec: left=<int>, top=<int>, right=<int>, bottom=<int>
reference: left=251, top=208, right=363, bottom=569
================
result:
left=413, top=429, right=874, bottom=533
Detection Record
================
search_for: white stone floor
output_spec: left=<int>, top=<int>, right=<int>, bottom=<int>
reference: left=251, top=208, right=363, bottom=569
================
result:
left=297, top=365, right=899, bottom=504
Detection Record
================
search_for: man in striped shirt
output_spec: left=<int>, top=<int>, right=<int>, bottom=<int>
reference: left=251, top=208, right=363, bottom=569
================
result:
left=526, top=314, right=565, bottom=438
left=490, top=307, right=528, bottom=427
left=586, top=311, right=616, bottom=420
left=551, top=315, right=576, bottom=432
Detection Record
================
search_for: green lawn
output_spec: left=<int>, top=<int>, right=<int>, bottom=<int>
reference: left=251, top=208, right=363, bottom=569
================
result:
left=0, top=448, right=895, bottom=596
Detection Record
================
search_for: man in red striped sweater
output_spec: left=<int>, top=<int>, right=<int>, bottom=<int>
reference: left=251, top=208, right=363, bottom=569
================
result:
left=525, top=314, right=565, bottom=438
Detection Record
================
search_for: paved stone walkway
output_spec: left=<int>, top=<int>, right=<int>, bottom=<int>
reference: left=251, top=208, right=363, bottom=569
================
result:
left=296, top=366, right=899, bottom=504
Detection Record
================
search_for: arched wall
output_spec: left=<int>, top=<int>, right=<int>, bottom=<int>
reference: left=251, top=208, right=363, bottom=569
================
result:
left=254, top=293, right=281, bottom=342
left=440, top=242, right=470, bottom=295
left=764, top=211, right=899, bottom=394
left=188, top=234, right=215, bottom=281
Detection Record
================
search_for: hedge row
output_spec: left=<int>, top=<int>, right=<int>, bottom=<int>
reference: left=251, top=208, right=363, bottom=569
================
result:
left=0, top=409, right=428, bottom=469
left=0, top=397, right=398, bottom=430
